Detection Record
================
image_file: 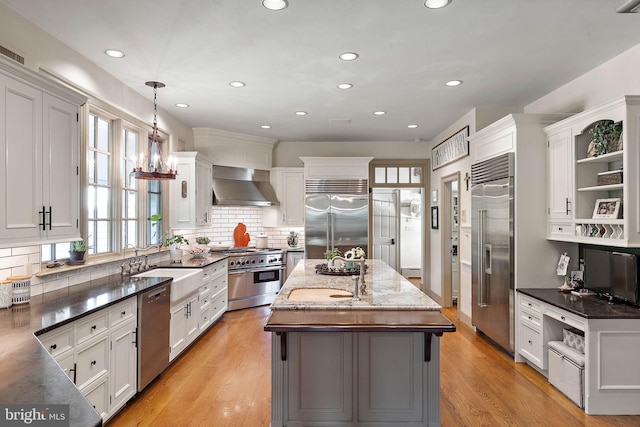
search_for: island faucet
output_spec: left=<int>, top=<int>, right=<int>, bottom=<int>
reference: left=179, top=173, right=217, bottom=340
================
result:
left=330, top=256, right=366, bottom=300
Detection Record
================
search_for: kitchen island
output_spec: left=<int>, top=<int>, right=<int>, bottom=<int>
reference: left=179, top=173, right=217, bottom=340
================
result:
left=264, top=259, right=455, bottom=427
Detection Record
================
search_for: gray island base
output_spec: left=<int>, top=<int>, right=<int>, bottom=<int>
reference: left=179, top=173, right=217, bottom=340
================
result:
left=265, top=259, right=456, bottom=427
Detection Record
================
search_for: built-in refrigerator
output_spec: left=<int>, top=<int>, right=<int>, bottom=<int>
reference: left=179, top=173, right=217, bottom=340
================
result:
left=304, top=179, right=369, bottom=259
left=471, top=153, right=514, bottom=354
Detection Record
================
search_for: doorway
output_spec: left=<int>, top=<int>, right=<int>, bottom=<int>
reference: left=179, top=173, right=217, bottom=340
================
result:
left=441, top=173, right=460, bottom=311
left=371, top=189, right=423, bottom=278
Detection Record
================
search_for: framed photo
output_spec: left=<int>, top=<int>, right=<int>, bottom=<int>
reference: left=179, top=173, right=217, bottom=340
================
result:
left=592, top=198, right=622, bottom=219
left=431, top=206, right=439, bottom=230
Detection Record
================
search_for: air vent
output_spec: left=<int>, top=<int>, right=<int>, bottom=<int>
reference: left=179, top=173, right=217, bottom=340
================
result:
left=329, top=118, right=351, bottom=124
left=0, top=45, right=25, bottom=64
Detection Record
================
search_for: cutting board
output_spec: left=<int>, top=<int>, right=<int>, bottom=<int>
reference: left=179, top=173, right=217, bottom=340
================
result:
left=233, top=223, right=251, bottom=247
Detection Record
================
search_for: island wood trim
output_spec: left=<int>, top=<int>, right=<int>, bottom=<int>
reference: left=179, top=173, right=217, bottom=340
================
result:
left=264, top=310, right=456, bottom=334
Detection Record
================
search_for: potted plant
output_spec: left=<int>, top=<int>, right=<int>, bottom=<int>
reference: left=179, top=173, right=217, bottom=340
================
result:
left=588, top=120, right=623, bottom=157
left=164, top=234, right=189, bottom=262
left=69, top=236, right=91, bottom=262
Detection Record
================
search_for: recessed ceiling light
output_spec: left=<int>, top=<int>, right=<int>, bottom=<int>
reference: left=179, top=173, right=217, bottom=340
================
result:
left=407, top=124, right=419, bottom=129
left=337, top=83, right=353, bottom=89
left=373, top=111, right=386, bottom=116
left=446, top=80, right=463, bottom=87
left=339, top=52, right=359, bottom=61
left=175, top=103, right=189, bottom=108
left=261, top=125, right=271, bottom=129
left=104, top=49, right=125, bottom=58
left=229, top=81, right=246, bottom=88
left=424, top=0, right=452, bottom=9
left=262, top=0, right=288, bottom=10
left=295, top=111, right=308, bottom=116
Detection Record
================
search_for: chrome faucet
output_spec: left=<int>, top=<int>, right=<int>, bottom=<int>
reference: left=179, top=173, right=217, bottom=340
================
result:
left=124, top=243, right=139, bottom=258
left=331, top=256, right=366, bottom=300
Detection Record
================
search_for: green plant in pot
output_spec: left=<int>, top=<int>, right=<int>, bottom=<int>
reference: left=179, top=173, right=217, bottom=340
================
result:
left=69, top=236, right=91, bottom=262
left=588, top=120, right=623, bottom=157
left=164, top=234, right=189, bottom=263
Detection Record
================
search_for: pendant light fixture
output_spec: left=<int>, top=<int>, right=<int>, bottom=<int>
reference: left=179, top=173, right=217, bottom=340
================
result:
left=133, top=81, right=177, bottom=180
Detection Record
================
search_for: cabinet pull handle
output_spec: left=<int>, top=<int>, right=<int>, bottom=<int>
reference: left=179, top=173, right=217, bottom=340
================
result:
left=70, top=363, right=77, bottom=384
left=46, top=206, right=52, bottom=230
left=50, top=344, right=57, bottom=350
left=39, top=206, right=46, bottom=231
left=565, top=198, right=571, bottom=215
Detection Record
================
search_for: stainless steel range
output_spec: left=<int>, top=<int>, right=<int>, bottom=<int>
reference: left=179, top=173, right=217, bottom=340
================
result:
left=213, top=248, right=285, bottom=311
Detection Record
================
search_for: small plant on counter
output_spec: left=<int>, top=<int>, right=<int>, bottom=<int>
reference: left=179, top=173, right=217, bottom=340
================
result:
left=70, top=236, right=91, bottom=253
left=195, top=236, right=211, bottom=245
left=163, top=234, right=189, bottom=248
left=324, top=248, right=342, bottom=261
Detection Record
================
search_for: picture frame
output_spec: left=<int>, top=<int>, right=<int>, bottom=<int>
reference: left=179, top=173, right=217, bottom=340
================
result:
left=431, top=206, right=439, bottom=230
left=592, top=198, right=622, bottom=219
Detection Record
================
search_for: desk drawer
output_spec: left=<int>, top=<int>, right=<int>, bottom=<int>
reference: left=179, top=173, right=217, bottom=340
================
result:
left=520, top=309, right=542, bottom=330
left=545, top=307, right=585, bottom=331
left=520, top=295, right=542, bottom=314
left=519, top=323, right=544, bottom=369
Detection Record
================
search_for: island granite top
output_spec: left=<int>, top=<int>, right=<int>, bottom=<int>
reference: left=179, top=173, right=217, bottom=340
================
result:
left=271, top=259, right=441, bottom=311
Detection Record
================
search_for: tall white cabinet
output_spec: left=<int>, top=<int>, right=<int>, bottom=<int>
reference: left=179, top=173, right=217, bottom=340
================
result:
left=0, top=58, right=85, bottom=248
left=263, top=167, right=304, bottom=227
left=170, top=151, right=213, bottom=229
left=545, top=96, right=640, bottom=246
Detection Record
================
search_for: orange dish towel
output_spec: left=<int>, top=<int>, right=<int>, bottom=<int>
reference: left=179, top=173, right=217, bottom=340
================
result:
left=233, top=223, right=251, bottom=247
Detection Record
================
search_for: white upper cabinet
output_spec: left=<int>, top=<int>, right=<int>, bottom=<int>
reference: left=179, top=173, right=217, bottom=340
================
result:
left=169, top=151, right=213, bottom=229
left=263, top=167, right=304, bottom=227
left=301, top=157, right=373, bottom=180
left=544, top=96, right=640, bottom=247
left=0, top=58, right=85, bottom=247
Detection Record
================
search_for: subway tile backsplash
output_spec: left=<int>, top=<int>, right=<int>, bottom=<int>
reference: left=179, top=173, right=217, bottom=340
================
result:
left=0, top=206, right=304, bottom=297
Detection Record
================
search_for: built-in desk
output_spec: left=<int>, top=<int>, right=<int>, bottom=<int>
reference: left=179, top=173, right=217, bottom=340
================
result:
left=516, top=288, right=640, bottom=415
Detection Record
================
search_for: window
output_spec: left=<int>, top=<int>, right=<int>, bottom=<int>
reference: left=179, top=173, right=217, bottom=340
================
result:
left=371, top=160, right=425, bottom=188
left=87, top=113, right=112, bottom=255
left=122, top=127, right=139, bottom=249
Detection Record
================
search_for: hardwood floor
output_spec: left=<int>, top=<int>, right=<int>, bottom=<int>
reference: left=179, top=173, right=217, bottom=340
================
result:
left=109, top=305, right=640, bottom=427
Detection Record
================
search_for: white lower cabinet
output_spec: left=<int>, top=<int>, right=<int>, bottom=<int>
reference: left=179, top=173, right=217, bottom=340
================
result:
left=170, top=259, right=228, bottom=361
left=37, top=297, right=138, bottom=422
left=286, top=251, right=304, bottom=280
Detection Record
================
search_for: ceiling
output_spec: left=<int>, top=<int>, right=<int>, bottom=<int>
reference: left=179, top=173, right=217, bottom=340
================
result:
left=2, top=0, right=639, bottom=143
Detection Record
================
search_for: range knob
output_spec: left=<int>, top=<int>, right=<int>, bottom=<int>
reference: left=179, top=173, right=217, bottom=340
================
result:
left=251, top=259, right=256, bottom=264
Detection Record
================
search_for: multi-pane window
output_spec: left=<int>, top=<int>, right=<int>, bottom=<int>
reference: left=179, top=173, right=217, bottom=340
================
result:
left=148, top=180, right=163, bottom=245
left=371, top=161, right=424, bottom=187
left=122, top=127, right=139, bottom=248
left=87, top=113, right=112, bottom=255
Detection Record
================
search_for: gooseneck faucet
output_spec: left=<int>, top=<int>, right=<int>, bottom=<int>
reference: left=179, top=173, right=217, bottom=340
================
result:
left=330, top=256, right=367, bottom=301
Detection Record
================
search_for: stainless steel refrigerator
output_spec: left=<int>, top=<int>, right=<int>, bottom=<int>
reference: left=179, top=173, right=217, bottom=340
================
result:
left=471, top=153, right=514, bottom=354
left=304, top=179, right=369, bottom=259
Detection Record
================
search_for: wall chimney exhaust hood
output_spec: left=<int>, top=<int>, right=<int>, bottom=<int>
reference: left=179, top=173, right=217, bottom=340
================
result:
left=212, top=165, right=280, bottom=207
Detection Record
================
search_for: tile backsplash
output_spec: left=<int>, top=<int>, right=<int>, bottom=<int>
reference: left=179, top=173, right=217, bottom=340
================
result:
left=0, top=206, right=304, bottom=298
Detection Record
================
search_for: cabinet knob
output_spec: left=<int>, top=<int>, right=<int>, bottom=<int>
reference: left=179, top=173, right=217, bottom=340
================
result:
left=561, top=316, right=565, bottom=321
left=528, top=340, right=532, bottom=345
left=91, top=360, right=97, bottom=366
left=121, top=311, right=126, bottom=316
left=50, top=344, right=57, bottom=350
left=528, top=316, right=532, bottom=320
left=91, top=325, right=97, bottom=331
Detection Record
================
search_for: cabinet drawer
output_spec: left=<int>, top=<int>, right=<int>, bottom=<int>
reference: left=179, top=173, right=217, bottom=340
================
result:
left=545, top=307, right=585, bottom=331
left=76, top=335, right=109, bottom=389
left=200, top=294, right=210, bottom=310
left=39, top=325, right=74, bottom=357
left=109, top=297, right=137, bottom=328
left=519, top=323, right=544, bottom=369
left=55, top=351, right=75, bottom=380
left=520, top=309, right=542, bottom=330
left=81, top=374, right=109, bottom=420
left=199, top=305, right=211, bottom=331
left=76, top=311, right=108, bottom=346
left=199, top=283, right=212, bottom=299
left=549, top=222, right=574, bottom=237
left=203, top=262, right=228, bottom=280
left=210, top=291, right=227, bottom=320
left=520, top=296, right=542, bottom=314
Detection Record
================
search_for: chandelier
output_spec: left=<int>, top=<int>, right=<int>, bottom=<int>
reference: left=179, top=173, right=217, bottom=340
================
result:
left=133, top=81, right=177, bottom=180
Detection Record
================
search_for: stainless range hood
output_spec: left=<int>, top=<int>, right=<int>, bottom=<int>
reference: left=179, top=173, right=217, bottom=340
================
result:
left=212, top=165, right=280, bottom=207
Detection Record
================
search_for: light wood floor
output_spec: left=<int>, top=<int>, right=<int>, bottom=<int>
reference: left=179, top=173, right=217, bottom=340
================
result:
left=109, top=304, right=640, bottom=426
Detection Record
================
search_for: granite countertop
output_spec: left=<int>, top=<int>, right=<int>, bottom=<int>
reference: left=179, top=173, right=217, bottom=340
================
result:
left=517, top=288, right=640, bottom=319
left=284, top=246, right=304, bottom=253
left=0, top=254, right=227, bottom=427
left=271, top=259, right=441, bottom=311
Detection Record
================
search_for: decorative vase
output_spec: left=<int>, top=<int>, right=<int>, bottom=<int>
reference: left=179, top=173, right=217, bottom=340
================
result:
left=287, top=231, right=298, bottom=247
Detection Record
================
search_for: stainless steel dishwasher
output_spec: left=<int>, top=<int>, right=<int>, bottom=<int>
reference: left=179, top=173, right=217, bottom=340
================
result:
left=137, top=283, right=171, bottom=391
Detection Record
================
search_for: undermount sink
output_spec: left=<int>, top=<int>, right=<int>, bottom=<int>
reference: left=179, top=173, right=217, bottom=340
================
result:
left=287, top=288, right=354, bottom=302
left=133, top=268, right=203, bottom=302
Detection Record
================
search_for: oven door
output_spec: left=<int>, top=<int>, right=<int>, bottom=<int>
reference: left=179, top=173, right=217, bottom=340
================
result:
left=252, top=266, right=284, bottom=296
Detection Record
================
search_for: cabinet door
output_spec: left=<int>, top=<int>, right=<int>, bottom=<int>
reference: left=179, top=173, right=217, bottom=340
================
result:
left=357, top=332, right=424, bottom=423
left=82, top=374, right=109, bottom=421
left=287, top=332, right=353, bottom=423
left=186, top=294, right=199, bottom=344
left=171, top=156, right=196, bottom=228
left=281, top=171, right=304, bottom=226
left=42, top=93, right=80, bottom=240
left=170, top=302, right=188, bottom=361
left=0, top=74, right=43, bottom=243
left=109, top=319, right=137, bottom=414
left=547, top=129, right=573, bottom=223
left=195, top=159, right=212, bottom=226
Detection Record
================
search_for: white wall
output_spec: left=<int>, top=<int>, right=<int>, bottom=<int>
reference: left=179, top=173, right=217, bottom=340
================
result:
left=0, top=3, right=193, bottom=150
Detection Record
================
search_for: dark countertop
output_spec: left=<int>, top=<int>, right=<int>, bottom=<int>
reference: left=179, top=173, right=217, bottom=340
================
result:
left=0, top=254, right=227, bottom=427
left=284, top=246, right=304, bottom=253
left=517, top=288, right=640, bottom=319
